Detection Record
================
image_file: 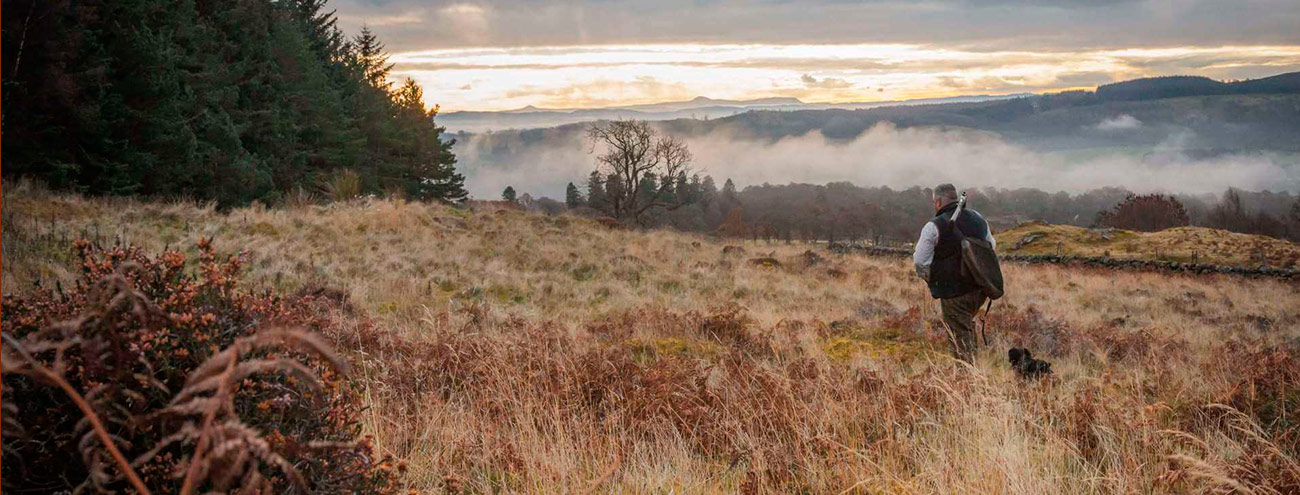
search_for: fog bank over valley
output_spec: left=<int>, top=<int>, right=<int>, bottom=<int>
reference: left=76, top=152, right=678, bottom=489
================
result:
left=455, top=122, right=1300, bottom=200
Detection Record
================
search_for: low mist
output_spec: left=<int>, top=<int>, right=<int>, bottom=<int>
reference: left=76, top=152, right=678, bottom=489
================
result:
left=455, top=122, right=1300, bottom=199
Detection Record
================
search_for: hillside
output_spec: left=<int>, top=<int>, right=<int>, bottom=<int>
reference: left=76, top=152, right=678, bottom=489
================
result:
left=452, top=91, right=1300, bottom=200
left=996, top=221, right=1300, bottom=269
left=1096, top=72, right=1300, bottom=101
left=3, top=185, right=1298, bottom=493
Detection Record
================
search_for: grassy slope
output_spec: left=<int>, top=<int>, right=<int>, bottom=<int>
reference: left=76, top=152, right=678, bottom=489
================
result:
left=996, top=221, right=1300, bottom=268
left=4, top=183, right=1299, bottom=494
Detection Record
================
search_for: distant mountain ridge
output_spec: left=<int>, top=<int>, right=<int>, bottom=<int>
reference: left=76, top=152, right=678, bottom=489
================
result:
left=440, top=72, right=1300, bottom=134
left=440, top=93, right=1030, bottom=133
left=464, top=95, right=805, bottom=116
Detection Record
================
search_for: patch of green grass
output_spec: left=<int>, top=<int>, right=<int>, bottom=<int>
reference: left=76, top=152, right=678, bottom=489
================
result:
left=245, top=221, right=279, bottom=237
left=570, top=263, right=598, bottom=281
left=626, top=337, right=719, bottom=363
left=487, top=283, right=527, bottom=304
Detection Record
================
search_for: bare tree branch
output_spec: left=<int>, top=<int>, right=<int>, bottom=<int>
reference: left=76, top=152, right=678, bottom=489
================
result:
left=587, top=120, right=693, bottom=223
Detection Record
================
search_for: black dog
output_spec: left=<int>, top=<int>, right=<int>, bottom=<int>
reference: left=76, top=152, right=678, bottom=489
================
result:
left=1008, top=348, right=1052, bottom=379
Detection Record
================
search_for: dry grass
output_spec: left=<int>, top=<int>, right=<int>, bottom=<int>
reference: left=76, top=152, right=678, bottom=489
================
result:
left=4, top=182, right=1299, bottom=494
left=996, top=221, right=1300, bottom=269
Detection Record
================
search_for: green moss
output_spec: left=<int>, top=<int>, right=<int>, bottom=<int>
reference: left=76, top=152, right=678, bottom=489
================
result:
left=824, top=337, right=870, bottom=362
left=822, top=328, right=931, bottom=362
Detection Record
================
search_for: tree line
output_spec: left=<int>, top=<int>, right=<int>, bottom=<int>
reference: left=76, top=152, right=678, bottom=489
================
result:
left=1, top=0, right=465, bottom=206
left=502, top=123, right=1300, bottom=242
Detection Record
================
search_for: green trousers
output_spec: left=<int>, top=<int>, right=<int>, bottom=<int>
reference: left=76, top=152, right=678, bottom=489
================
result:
left=940, top=290, right=987, bottom=363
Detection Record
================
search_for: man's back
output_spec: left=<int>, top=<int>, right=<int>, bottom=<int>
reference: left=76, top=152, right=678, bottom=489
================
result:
left=915, top=202, right=994, bottom=299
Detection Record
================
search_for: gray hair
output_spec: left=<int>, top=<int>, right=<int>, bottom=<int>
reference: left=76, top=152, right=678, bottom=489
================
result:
left=933, top=183, right=959, bottom=204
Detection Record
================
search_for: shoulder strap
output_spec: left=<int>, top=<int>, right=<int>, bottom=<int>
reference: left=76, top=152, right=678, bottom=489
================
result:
left=945, top=192, right=968, bottom=237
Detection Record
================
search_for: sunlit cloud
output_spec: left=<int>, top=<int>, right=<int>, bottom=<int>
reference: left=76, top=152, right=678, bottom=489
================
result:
left=389, top=44, right=1300, bottom=111
left=335, top=11, right=424, bottom=27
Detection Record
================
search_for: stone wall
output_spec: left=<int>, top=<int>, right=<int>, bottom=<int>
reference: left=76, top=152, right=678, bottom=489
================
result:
left=827, top=243, right=1300, bottom=280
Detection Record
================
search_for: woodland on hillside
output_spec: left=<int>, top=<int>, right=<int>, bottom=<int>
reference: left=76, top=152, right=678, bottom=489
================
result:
left=523, top=177, right=1300, bottom=243
left=1, top=0, right=465, bottom=206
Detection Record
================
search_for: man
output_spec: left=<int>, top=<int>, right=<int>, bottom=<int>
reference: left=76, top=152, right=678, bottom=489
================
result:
left=913, top=184, right=996, bottom=363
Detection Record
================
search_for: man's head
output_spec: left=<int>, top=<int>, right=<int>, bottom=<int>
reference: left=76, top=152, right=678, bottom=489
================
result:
left=932, top=183, right=959, bottom=212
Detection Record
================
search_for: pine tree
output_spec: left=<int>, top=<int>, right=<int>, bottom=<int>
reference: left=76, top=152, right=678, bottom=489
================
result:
left=566, top=182, right=585, bottom=208
left=673, top=172, right=691, bottom=204
left=587, top=171, right=607, bottom=212
left=391, top=78, right=467, bottom=201
left=604, top=172, right=625, bottom=214
left=722, top=179, right=738, bottom=198
left=351, top=25, right=394, bottom=90
left=700, top=175, right=718, bottom=208
left=502, top=186, right=518, bottom=203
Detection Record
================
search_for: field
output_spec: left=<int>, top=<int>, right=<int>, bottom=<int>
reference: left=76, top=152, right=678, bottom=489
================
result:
left=3, top=182, right=1299, bottom=494
left=996, top=221, right=1300, bottom=269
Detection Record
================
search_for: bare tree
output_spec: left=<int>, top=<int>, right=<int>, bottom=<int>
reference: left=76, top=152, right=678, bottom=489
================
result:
left=587, top=120, right=693, bottom=223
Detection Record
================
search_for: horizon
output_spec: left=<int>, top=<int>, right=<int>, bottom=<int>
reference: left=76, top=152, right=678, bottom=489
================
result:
left=445, top=90, right=1046, bottom=114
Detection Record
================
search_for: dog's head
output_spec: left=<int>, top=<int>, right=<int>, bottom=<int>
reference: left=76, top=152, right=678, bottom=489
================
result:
left=1008, top=347, right=1030, bottom=366
left=1008, top=347, right=1052, bottom=379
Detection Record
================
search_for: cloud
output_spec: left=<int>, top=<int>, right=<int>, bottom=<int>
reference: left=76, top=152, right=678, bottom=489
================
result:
left=801, top=74, right=853, bottom=89
left=335, top=11, right=424, bottom=27
left=390, top=43, right=1300, bottom=111
left=1095, top=114, right=1142, bottom=131
left=453, top=123, right=1299, bottom=199
left=494, top=76, right=695, bottom=109
left=332, top=0, right=1300, bottom=53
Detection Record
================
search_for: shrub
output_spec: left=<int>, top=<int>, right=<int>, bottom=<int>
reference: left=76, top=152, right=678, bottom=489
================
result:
left=1, top=239, right=405, bottom=494
left=321, top=169, right=363, bottom=202
left=1095, top=193, right=1190, bottom=232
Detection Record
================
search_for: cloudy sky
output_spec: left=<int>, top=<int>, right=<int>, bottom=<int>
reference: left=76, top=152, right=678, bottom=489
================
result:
left=331, top=0, right=1300, bottom=111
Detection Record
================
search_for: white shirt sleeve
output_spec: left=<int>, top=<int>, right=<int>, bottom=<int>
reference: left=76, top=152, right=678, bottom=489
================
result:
left=913, top=221, right=939, bottom=280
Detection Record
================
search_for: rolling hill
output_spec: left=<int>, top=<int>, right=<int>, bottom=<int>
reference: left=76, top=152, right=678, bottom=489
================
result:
left=3, top=184, right=1297, bottom=493
left=995, top=221, right=1300, bottom=269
